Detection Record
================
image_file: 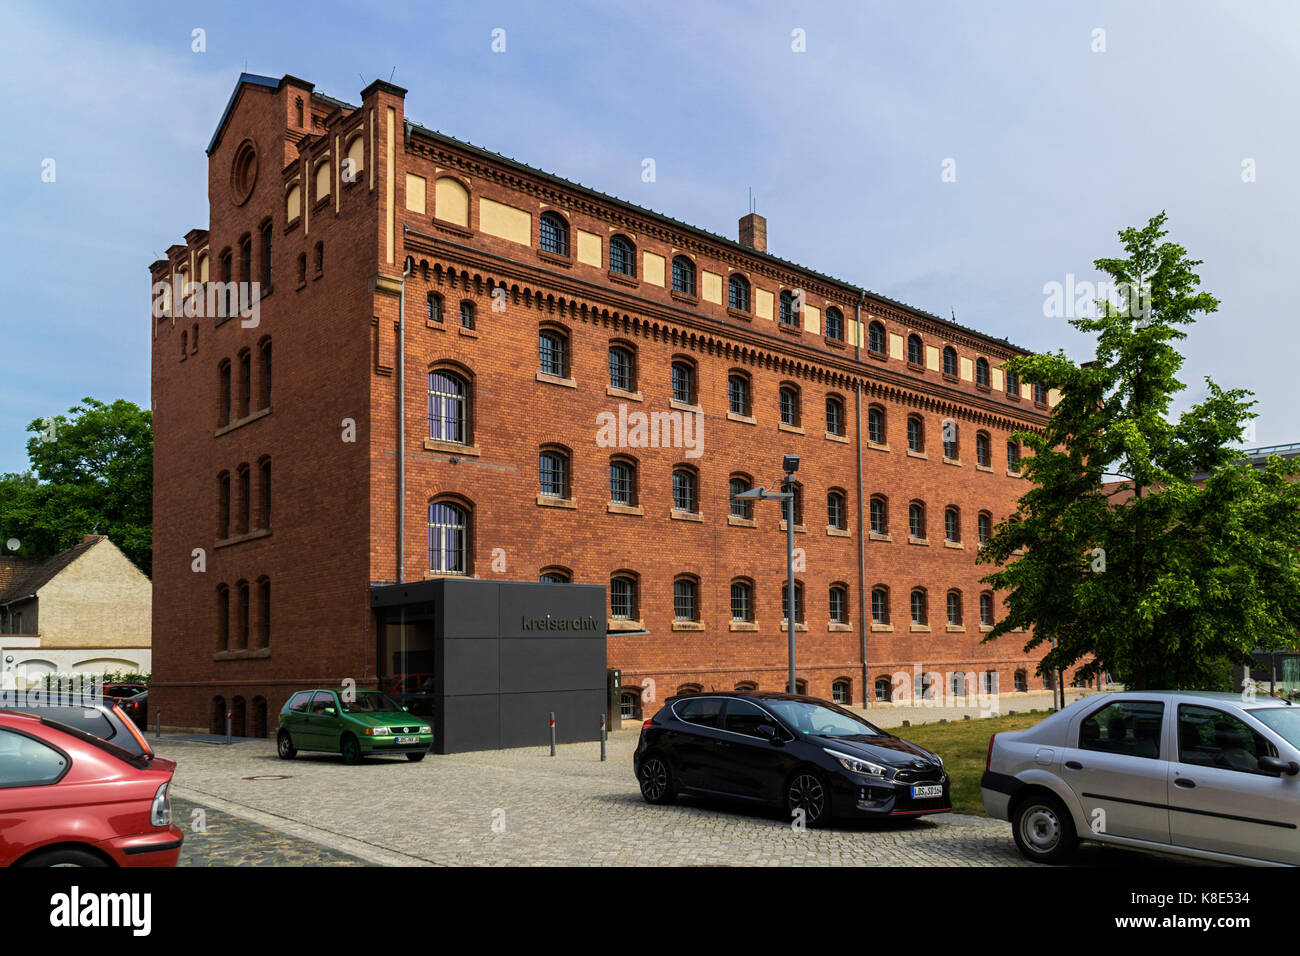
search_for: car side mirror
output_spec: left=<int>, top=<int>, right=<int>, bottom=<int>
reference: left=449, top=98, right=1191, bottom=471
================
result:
left=1259, top=755, right=1300, bottom=776
left=403, top=706, right=410, bottom=712
left=757, top=724, right=783, bottom=745
left=324, top=707, right=336, bottom=716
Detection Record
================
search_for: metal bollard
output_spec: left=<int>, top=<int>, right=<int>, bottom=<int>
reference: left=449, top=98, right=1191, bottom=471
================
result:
left=155, top=709, right=161, bottom=739
left=600, top=713, right=607, bottom=762
left=549, top=712, right=556, bottom=756
left=225, top=709, right=232, bottom=745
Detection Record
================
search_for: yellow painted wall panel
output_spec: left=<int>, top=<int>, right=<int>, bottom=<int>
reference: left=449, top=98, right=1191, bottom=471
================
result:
left=755, top=288, right=773, bottom=320
left=1048, top=388, right=1062, bottom=407
left=701, top=271, right=722, bottom=304
left=285, top=184, right=301, bottom=221
left=925, top=345, right=940, bottom=371
left=405, top=174, right=426, bottom=214
left=479, top=197, right=532, bottom=246
left=992, top=367, right=1004, bottom=391
left=888, top=332, right=904, bottom=360
left=643, top=252, right=665, bottom=287
left=435, top=178, right=469, bottom=227
left=959, top=356, right=974, bottom=382
left=804, top=304, right=821, bottom=335
left=576, top=230, right=601, bottom=267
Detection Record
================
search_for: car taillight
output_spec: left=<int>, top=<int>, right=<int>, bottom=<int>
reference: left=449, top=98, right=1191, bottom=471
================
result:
left=985, top=733, right=997, bottom=771
left=642, top=719, right=654, bottom=732
left=150, top=783, right=172, bottom=827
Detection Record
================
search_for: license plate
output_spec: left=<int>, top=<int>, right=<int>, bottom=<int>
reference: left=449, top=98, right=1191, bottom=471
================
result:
left=395, top=736, right=420, bottom=745
left=911, top=784, right=943, bottom=799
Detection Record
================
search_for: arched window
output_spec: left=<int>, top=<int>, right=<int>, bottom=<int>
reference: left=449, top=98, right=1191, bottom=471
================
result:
left=540, top=567, right=571, bottom=584
left=609, top=458, right=636, bottom=505
left=868, top=320, right=886, bottom=355
left=825, top=395, right=845, bottom=436
left=907, top=415, right=924, bottom=453
left=426, top=292, right=443, bottom=323
left=314, top=241, right=324, bottom=273
left=217, top=471, right=231, bottom=539
left=429, top=501, right=469, bottom=574
left=216, top=585, right=230, bottom=651
left=984, top=672, right=998, bottom=695
left=869, top=495, right=888, bottom=535
left=539, top=328, right=567, bottom=377
left=236, top=463, right=251, bottom=534
left=673, top=577, right=699, bottom=622
left=787, top=481, right=804, bottom=526
left=828, top=585, right=848, bottom=624
left=236, top=582, right=250, bottom=648
left=867, top=405, right=885, bottom=445
left=237, top=349, right=252, bottom=419
left=907, top=333, right=924, bottom=366
left=827, top=490, right=847, bottom=530
left=910, top=588, right=928, bottom=625
left=779, top=290, right=796, bottom=326
left=942, top=346, right=958, bottom=377
left=1014, top=669, right=1028, bottom=693
left=1006, top=369, right=1020, bottom=395
left=672, top=256, right=696, bottom=295
left=314, top=161, right=331, bottom=201
left=782, top=581, right=805, bottom=624
left=727, top=372, right=751, bottom=416
left=951, top=672, right=966, bottom=697
left=975, top=357, right=990, bottom=387
left=874, top=677, right=893, bottom=702
left=909, top=501, right=926, bottom=540
left=671, top=360, right=695, bottom=404
left=539, top=447, right=570, bottom=499
left=298, top=252, right=307, bottom=284
left=729, top=475, right=754, bottom=519
left=728, top=274, right=750, bottom=311
left=980, top=592, right=994, bottom=626
left=609, top=235, right=635, bottom=276
left=256, top=577, right=271, bottom=649
left=947, top=590, right=963, bottom=626
left=871, top=586, right=890, bottom=624
left=1034, top=384, right=1048, bottom=405
left=672, top=467, right=698, bottom=513
left=459, top=300, right=475, bottom=330
left=428, top=370, right=469, bottom=443
left=825, top=307, right=844, bottom=341
left=620, top=692, right=641, bottom=720
left=259, top=458, right=271, bottom=529
left=944, top=506, right=961, bottom=543
left=730, top=579, right=754, bottom=622
left=610, top=575, right=637, bottom=620
left=978, top=511, right=992, bottom=544
left=942, top=420, right=959, bottom=460
left=261, top=221, right=273, bottom=288
left=832, top=680, right=850, bottom=705
left=609, top=345, right=635, bottom=393
left=779, top=385, right=800, bottom=426
left=539, top=212, right=569, bottom=256
left=976, top=431, right=991, bottom=467
left=1007, top=440, right=1022, bottom=470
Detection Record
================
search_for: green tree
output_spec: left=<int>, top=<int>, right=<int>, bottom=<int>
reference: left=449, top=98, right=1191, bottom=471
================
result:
left=0, top=398, right=152, bottom=574
left=979, top=213, right=1300, bottom=690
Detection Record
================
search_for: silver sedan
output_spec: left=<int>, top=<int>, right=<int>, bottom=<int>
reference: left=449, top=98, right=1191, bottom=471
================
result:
left=981, top=690, right=1300, bottom=865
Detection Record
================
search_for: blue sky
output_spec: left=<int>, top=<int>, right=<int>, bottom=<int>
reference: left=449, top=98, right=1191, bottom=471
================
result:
left=1, top=0, right=1297, bottom=473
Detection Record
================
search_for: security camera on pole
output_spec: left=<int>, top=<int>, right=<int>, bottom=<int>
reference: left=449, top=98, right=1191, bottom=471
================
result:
left=732, top=455, right=801, bottom=694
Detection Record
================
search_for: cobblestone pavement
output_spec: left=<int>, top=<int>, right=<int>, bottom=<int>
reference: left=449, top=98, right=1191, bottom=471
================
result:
left=173, top=796, right=373, bottom=867
left=158, top=728, right=1199, bottom=867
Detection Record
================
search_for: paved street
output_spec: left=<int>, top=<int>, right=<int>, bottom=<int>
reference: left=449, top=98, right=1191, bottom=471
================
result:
left=158, top=715, right=1197, bottom=867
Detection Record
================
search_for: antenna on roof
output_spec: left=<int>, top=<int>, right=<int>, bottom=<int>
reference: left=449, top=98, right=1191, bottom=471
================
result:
left=951, top=308, right=957, bottom=323
left=359, top=72, right=367, bottom=87
left=389, top=66, right=396, bottom=83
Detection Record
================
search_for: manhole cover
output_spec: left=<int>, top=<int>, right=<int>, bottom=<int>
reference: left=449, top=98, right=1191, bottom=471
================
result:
left=241, top=774, right=292, bottom=781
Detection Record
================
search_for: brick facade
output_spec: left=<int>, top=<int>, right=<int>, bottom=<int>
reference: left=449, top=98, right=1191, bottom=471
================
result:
left=150, top=73, right=1074, bottom=735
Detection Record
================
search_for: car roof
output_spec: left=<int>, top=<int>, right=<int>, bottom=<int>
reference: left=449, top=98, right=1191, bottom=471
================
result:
left=668, top=691, right=826, bottom=704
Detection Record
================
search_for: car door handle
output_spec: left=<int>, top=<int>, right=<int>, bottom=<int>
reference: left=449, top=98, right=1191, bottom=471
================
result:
left=1175, top=778, right=1196, bottom=789
left=716, top=741, right=731, bottom=748
left=1064, top=760, right=1082, bottom=770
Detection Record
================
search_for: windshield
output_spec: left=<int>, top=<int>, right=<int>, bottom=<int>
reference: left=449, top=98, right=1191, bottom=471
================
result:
left=764, top=699, right=883, bottom=738
left=1246, top=707, right=1300, bottom=749
left=342, top=692, right=405, bottom=714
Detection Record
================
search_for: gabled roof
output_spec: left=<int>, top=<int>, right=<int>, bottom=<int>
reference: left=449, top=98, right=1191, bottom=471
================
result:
left=206, top=72, right=292, bottom=156
left=0, top=537, right=102, bottom=604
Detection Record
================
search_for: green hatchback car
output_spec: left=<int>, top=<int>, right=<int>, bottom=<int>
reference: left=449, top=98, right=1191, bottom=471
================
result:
left=276, top=689, right=433, bottom=764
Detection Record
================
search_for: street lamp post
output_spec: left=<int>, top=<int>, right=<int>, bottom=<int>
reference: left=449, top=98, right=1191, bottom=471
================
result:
left=732, top=455, right=801, bottom=694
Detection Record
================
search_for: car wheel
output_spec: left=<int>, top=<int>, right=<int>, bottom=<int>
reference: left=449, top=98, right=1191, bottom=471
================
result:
left=1012, top=792, right=1077, bottom=864
left=19, top=847, right=110, bottom=867
left=277, top=731, right=297, bottom=759
left=405, top=752, right=426, bottom=762
left=638, top=754, right=676, bottom=805
left=786, top=770, right=831, bottom=828
left=340, top=734, right=362, bottom=765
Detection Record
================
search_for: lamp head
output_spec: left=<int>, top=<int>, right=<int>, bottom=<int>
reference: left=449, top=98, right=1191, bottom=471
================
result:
left=782, top=455, right=800, bottom=474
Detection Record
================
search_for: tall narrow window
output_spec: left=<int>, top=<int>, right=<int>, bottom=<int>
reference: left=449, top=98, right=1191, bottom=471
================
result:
left=829, top=586, right=848, bottom=624
left=260, top=459, right=271, bottom=529
left=825, top=307, right=844, bottom=341
left=907, top=415, right=924, bottom=453
left=218, top=472, right=231, bottom=539
left=727, top=374, right=751, bottom=416
left=671, top=361, right=695, bottom=404
left=429, top=501, right=469, bottom=574
left=907, top=334, right=923, bottom=366
left=240, top=237, right=252, bottom=286
left=729, top=476, right=753, bottom=519
left=976, top=431, right=991, bottom=467
left=609, top=235, right=635, bottom=276
left=980, top=592, right=994, bottom=627
left=869, top=496, right=887, bottom=535
left=218, top=361, right=231, bottom=427
left=220, top=251, right=233, bottom=316
left=728, top=274, right=750, bottom=311
left=779, top=290, right=796, bottom=326
left=730, top=581, right=753, bottom=622
left=672, top=468, right=698, bottom=513
left=258, top=578, right=271, bottom=648
left=978, top=511, right=992, bottom=544
left=217, top=585, right=230, bottom=650
left=943, top=421, right=959, bottom=460
left=1034, top=384, right=1048, bottom=405
left=909, top=502, right=925, bottom=539
left=868, top=321, right=886, bottom=354
left=1006, top=370, right=1020, bottom=395
left=237, top=580, right=250, bottom=649
left=827, top=491, right=847, bottom=530
left=672, top=256, right=695, bottom=295
left=947, top=590, right=963, bottom=627
left=610, top=576, right=636, bottom=620
left=782, top=582, right=805, bottom=624
left=261, top=222, right=273, bottom=289
left=825, top=396, right=845, bottom=436
left=238, top=351, right=251, bottom=419
left=539, top=212, right=569, bottom=256
left=911, top=589, right=927, bottom=625
left=867, top=405, right=885, bottom=445
left=945, top=506, right=961, bottom=543
left=609, top=346, right=635, bottom=393
left=779, top=386, right=799, bottom=426
left=942, top=346, right=958, bottom=377
left=539, top=449, right=569, bottom=499
left=975, top=358, right=990, bottom=387
left=460, top=301, right=475, bottom=330
left=428, top=371, right=468, bottom=443
left=427, top=293, right=443, bottom=323
left=609, top=459, right=635, bottom=505
left=260, top=341, right=272, bottom=410
left=539, top=330, right=567, bottom=377
left=871, top=587, right=889, bottom=625
left=673, top=579, right=699, bottom=622
left=1007, top=441, right=1022, bottom=470
left=236, top=465, right=251, bottom=535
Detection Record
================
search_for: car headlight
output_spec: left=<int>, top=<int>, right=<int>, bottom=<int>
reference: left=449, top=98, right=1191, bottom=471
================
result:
left=150, top=783, right=172, bottom=827
left=364, top=726, right=390, bottom=736
left=825, top=748, right=890, bottom=777
left=419, top=725, right=432, bottom=734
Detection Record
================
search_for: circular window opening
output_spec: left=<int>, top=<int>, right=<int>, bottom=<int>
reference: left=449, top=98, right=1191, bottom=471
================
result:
left=230, top=139, right=259, bottom=206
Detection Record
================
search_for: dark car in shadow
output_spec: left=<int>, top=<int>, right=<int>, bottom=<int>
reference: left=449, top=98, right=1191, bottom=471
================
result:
left=634, top=691, right=949, bottom=827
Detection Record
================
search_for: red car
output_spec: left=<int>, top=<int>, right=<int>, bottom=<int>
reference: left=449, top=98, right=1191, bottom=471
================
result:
left=0, top=711, right=183, bottom=867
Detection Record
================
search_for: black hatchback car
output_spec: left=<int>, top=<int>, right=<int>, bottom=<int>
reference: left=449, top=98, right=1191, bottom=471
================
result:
left=634, top=691, right=949, bottom=826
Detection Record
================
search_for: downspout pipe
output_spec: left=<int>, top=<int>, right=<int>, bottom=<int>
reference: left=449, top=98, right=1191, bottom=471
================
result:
left=398, top=248, right=412, bottom=584
left=854, top=288, right=868, bottom=709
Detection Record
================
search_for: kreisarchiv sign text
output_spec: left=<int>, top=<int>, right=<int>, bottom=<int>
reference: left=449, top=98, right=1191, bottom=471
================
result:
left=521, top=615, right=602, bottom=632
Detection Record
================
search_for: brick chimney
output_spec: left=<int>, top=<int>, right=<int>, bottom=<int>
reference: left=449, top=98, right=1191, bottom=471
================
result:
left=739, top=212, right=767, bottom=253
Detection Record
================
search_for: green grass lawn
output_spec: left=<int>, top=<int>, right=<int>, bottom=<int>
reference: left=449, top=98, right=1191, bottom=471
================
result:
left=894, top=711, right=1051, bottom=815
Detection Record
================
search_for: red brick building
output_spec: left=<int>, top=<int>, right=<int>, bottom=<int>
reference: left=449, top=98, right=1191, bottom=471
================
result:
left=150, top=73, right=1067, bottom=735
